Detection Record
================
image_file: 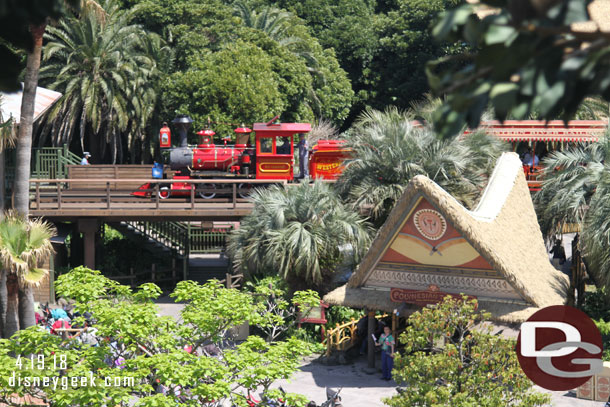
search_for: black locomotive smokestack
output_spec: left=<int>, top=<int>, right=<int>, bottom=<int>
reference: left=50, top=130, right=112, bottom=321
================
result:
left=171, top=115, right=193, bottom=148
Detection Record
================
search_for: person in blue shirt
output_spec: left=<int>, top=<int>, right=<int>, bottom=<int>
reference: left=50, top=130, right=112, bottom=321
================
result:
left=522, top=149, right=539, bottom=166
left=375, top=325, right=395, bottom=380
left=81, top=152, right=91, bottom=165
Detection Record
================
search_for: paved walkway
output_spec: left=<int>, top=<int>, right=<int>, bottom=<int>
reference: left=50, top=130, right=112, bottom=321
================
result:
left=155, top=301, right=606, bottom=407
left=275, top=356, right=606, bottom=407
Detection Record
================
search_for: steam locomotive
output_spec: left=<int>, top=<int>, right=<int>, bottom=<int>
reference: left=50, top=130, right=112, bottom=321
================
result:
left=135, top=115, right=352, bottom=199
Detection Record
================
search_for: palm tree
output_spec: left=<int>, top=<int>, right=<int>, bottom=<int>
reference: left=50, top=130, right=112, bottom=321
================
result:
left=335, top=107, right=508, bottom=227
left=38, top=0, right=167, bottom=163
left=12, top=24, right=47, bottom=216
left=534, top=134, right=610, bottom=294
left=0, top=96, right=16, bottom=213
left=227, top=181, right=372, bottom=294
left=232, top=1, right=293, bottom=42
left=0, top=211, right=55, bottom=338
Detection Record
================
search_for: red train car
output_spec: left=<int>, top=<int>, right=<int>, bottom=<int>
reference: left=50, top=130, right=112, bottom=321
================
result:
left=134, top=117, right=353, bottom=199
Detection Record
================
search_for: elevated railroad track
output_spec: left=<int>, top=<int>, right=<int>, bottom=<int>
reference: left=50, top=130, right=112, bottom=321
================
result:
left=28, top=178, right=280, bottom=221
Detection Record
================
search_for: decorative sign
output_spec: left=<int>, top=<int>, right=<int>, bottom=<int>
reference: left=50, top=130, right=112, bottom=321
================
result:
left=390, top=285, right=474, bottom=306
left=315, top=162, right=341, bottom=172
left=299, top=301, right=329, bottom=324
left=413, top=209, right=447, bottom=240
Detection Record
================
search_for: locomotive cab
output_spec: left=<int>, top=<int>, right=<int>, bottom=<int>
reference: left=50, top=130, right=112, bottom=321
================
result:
left=253, top=121, right=311, bottom=181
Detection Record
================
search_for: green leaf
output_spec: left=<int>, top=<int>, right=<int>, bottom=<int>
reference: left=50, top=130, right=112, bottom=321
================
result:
left=484, top=24, right=516, bottom=45
left=432, top=5, right=474, bottom=40
left=546, top=0, right=591, bottom=25
left=490, top=82, right=519, bottom=118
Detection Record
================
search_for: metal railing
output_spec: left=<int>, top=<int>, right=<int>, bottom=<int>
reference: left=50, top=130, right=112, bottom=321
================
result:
left=120, top=220, right=233, bottom=256
left=123, top=220, right=190, bottom=257
left=31, top=145, right=81, bottom=179
left=188, top=223, right=233, bottom=254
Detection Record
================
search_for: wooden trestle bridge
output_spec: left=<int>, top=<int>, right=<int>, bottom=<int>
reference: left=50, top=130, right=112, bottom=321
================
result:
left=27, top=175, right=281, bottom=280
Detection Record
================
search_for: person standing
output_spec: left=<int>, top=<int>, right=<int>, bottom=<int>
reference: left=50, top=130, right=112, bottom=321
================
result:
left=297, top=133, right=309, bottom=179
left=80, top=152, right=91, bottom=165
left=550, top=238, right=566, bottom=269
left=376, top=325, right=395, bottom=380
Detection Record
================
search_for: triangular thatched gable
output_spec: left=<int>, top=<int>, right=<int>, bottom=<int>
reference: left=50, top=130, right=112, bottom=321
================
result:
left=324, top=153, right=569, bottom=323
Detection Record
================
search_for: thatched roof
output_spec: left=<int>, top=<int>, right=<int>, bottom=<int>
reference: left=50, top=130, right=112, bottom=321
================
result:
left=324, top=153, right=569, bottom=323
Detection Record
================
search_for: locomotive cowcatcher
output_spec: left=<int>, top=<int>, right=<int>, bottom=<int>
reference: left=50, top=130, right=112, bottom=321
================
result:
left=133, top=115, right=352, bottom=200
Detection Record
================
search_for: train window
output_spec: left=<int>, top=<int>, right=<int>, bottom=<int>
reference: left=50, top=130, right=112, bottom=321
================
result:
left=259, top=137, right=272, bottom=154
left=276, top=137, right=292, bottom=155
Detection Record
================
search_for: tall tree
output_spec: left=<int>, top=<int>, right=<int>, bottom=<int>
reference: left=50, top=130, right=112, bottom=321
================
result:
left=12, top=24, right=46, bottom=216
left=0, top=212, right=54, bottom=338
left=39, top=0, right=167, bottom=163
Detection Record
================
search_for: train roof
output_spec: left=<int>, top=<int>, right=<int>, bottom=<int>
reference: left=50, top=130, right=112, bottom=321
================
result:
left=253, top=122, right=311, bottom=134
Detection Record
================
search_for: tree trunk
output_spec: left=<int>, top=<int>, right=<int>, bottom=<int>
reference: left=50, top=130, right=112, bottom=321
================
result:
left=12, top=24, right=46, bottom=216
left=0, top=269, right=7, bottom=338
left=5, top=273, right=19, bottom=338
left=18, top=285, right=35, bottom=330
left=0, top=150, right=4, bottom=212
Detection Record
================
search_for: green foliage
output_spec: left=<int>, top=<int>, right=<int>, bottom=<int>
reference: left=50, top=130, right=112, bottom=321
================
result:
left=428, top=0, right=610, bottom=138
left=2, top=267, right=315, bottom=406
left=370, top=0, right=465, bottom=109
left=385, top=295, right=550, bottom=407
left=39, top=0, right=170, bottom=163
left=324, top=306, right=364, bottom=329
left=0, top=211, right=55, bottom=285
left=162, top=39, right=300, bottom=136
left=0, top=0, right=78, bottom=91
left=336, top=107, right=508, bottom=226
left=581, top=288, right=610, bottom=361
left=533, top=134, right=610, bottom=295
left=227, top=181, right=372, bottom=294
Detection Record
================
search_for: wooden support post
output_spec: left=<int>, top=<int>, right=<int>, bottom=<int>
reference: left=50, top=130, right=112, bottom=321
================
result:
left=226, top=273, right=231, bottom=289
left=190, top=182, right=195, bottom=210
left=155, top=184, right=159, bottom=209
left=232, top=184, right=236, bottom=209
left=106, top=181, right=110, bottom=209
left=392, top=311, right=397, bottom=342
left=57, top=182, right=62, bottom=209
left=78, top=219, right=98, bottom=269
left=151, top=263, right=156, bottom=283
left=35, top=182, right=40, bottom=209
left=367, top=309, right=376, bottom=369
left=172, top=258, right=176, bottom=282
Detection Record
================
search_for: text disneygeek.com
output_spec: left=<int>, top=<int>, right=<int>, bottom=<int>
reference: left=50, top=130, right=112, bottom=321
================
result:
left=4, top=354, right=135, bottom=390
left=6, top=372, right=135, bottom=390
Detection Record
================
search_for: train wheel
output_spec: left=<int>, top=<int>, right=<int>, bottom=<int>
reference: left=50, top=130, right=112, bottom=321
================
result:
left=237, top=183, right=252, bottom=199
left=197, top=184, right=217, bottom=199
left=158, top=186, right=171, bottom=199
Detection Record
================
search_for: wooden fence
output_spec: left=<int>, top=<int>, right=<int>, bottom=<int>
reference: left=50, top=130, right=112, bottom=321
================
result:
left=324, top=314, right=388, bottom=357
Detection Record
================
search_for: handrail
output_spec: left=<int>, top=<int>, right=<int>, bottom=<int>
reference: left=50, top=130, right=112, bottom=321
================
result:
left=30, top=178, right=284, bottom=184
left=28, top=178, right=274, bottom=213
left=324, top=314, right=387, bottom=357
